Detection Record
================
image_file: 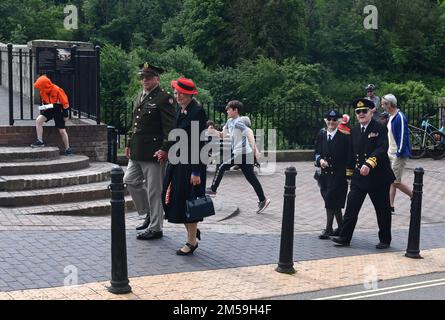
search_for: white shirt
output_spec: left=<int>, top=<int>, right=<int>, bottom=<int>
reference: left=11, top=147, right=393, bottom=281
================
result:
left=387, top=114, right=397, bottom=155
left=326, top=128, right=338, bottom=141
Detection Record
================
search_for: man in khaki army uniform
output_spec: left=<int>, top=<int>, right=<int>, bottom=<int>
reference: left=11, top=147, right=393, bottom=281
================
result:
left=124, top=62, right=176, bottom=240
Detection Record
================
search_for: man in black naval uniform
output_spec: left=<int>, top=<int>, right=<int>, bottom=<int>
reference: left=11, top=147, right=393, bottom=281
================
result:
left=124, top=62, right=176, bottom=240
left=332, top=98, right=395, bottom=249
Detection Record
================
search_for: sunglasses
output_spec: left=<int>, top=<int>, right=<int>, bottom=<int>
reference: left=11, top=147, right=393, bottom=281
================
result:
left=326, top=118, right=338, bottom=122
left=355, top=109, right=369, bottom=115
left=139, top=75, right=155, bottom=80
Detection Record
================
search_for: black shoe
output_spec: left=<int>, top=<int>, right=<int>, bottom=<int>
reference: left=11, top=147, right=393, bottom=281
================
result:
left=376, top=242, right=390, bottom=249
left=332, top=228, right=340, bottom=236
left=136, top=214, right=150, bottom=230
left=196, top=228, right=201, bottom=240
left=331, top=236, right=350, bottom=247
left=136, top=230, right=163, bottom=240
left=65, top=147, right=73, bottom=156
left=30, top=140, right=45, bottom=147
left=176, top=242, right=198, bottom=256
left=318, top=229, right=333, bottom=240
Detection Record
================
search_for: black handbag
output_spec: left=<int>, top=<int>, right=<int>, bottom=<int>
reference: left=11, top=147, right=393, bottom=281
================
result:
left=185, top=187, right=215, bottom=220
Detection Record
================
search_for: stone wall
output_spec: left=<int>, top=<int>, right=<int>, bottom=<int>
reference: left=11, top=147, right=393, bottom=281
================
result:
left=0, top=121, right=108, bottom=161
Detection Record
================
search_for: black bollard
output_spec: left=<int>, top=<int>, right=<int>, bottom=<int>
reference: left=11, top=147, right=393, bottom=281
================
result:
left=405, top=168, right=424, bottom=259
left=276, top=167, right=297, bottom=274
left=108, top=166, right=132, bottom=294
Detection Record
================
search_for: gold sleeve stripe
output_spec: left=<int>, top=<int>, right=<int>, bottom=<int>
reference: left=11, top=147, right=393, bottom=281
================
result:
left=366, top=157, right=377, bottom=168
left=346, top=169, right=354, bottom=176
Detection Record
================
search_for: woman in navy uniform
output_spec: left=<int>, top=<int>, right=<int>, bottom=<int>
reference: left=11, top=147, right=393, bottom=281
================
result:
left=315, top=110, right=350, bottom=239
left=332, top=99, right=395, bottom=249
left=162, top=77, right=208, bottom=255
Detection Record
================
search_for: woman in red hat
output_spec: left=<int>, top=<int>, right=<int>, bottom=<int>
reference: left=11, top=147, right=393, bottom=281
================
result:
left=162, top=77, right=209, bottom=255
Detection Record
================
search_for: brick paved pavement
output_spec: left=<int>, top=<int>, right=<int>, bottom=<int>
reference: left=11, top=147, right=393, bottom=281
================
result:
left=1, top=225, right=445, bottom=292
left=2, top=247, right=445, bottom=300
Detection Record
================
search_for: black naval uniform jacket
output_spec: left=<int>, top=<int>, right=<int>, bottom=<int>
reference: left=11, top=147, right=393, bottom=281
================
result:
left=126, top=86, right=177, bottom=162
left=315, top=129, right=350, bottom=209
left=347, top=118, right=395, bottom=189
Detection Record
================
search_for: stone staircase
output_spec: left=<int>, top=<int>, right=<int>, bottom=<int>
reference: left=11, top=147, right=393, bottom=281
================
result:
left=0, top=147, right=134, bottom=216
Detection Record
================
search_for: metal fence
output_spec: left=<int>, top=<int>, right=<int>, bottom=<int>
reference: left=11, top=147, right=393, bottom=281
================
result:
left=2, top=43, right=100, bottom=125
left=105, top=101, right=440, bottom=152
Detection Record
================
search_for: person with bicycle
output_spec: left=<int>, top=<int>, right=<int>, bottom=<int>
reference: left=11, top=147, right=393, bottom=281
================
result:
left=381, top=94, right=413, bottom=214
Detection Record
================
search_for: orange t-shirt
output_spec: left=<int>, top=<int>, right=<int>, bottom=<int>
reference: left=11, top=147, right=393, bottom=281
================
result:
left=34, top=75, right=69, bottom=109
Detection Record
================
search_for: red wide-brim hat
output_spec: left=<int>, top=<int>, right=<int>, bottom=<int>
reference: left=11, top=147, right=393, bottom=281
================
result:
left=171, top=77, right=198, bottom=95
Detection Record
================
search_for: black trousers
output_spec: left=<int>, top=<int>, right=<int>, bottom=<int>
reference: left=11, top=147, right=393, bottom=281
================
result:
left=340, top=182, right=392, bottom=244
left=211, top=153, right=266, bottom=202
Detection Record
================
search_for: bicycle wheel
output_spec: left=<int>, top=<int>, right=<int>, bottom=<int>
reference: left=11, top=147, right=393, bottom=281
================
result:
left=427, top=130, right=445, bottom=160
left=409, top=126, right=426, bottom=159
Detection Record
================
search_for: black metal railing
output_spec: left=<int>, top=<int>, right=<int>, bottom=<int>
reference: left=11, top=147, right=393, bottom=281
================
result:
left=104, top=101, right=437, bottom=153
left=2, top=43, right=100, bottom=125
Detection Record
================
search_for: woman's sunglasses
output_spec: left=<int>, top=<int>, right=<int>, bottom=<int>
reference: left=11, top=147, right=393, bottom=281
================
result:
left=326, top=118, right=338, bottom=122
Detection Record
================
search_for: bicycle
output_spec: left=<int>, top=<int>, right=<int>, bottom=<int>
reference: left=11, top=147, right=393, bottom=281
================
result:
left=409, top=115, right=445, bottom=160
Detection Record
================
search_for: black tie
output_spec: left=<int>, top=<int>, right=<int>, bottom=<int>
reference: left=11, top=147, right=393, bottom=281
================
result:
left=361, top=126, right=365, bottom=134
left=328, top=134, right=332, bottom=143
left=141, top=92, right=147, bottom=102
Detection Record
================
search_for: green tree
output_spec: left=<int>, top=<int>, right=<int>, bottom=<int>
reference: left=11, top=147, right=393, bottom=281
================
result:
left=100, top=43, right=131, bottom=128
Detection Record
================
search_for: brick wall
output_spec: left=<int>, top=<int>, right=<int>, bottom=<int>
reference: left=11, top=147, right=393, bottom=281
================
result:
left=0, top=123, right=108, bottom=161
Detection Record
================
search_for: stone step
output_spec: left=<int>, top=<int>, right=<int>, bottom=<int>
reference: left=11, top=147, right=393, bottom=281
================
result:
left=0, top=162, right=116, bottom=191
left=0, top=181, right=117, bottom=207
left=0, top=147, right=60, bottom=162
left=0, top=155, right=90, bottom=175
left=5, top=196, right=135, bottom=216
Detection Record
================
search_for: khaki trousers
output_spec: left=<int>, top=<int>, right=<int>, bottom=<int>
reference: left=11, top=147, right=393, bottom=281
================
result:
left=124, top=159, right=166, bottom=232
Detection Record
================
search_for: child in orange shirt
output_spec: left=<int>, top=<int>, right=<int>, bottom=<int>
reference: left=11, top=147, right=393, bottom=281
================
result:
left=31, top=75, right=72, bottom=155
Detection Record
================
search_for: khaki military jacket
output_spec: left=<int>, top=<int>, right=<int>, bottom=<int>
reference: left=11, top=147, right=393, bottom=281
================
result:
left=127, top=86, right=176, bottom=162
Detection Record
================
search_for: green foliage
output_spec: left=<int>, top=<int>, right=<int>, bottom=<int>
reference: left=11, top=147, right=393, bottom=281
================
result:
left=3, top=0, right=445, bottom=148
left=380, top=81, right=435, bottom=106
left=158, top=46, right=210, bottom=84
left=380, top=81, right=437, bottom=123
left=207, top=67, right=241, bottom=107
left=100, top=43, right=131, bottom=127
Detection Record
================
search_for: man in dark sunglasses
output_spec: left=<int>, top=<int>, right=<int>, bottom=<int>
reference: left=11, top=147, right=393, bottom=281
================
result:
left=332, top=98, right=395, bottom=249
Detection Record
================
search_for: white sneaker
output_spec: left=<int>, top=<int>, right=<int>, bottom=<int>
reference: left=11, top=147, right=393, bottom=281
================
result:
left=256, top=198, right=271, bottom=214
